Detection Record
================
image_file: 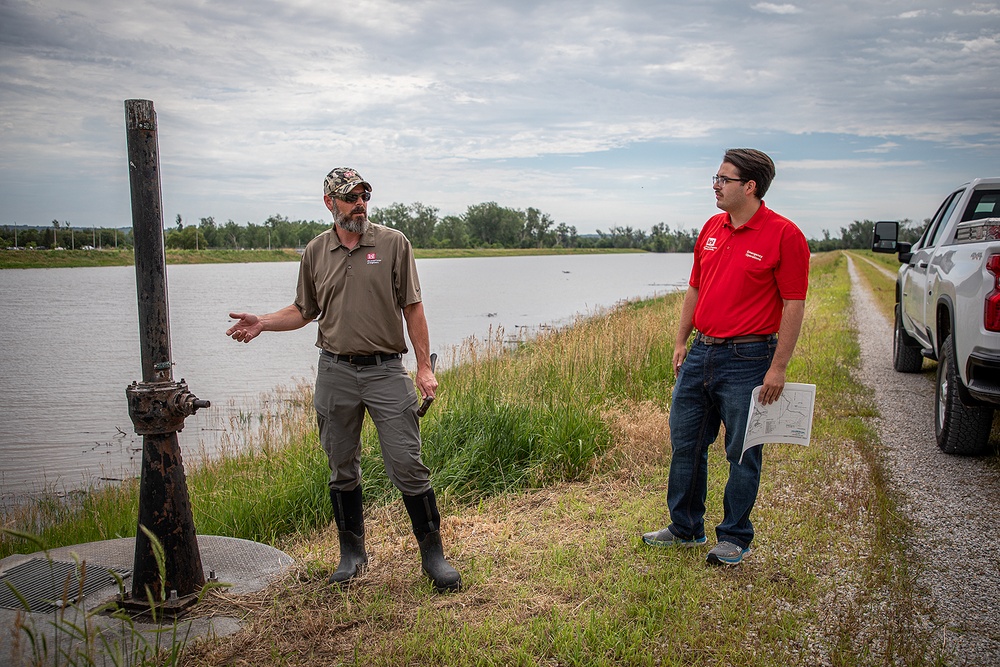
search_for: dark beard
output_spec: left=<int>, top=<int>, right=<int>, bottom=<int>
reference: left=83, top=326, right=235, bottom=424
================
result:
left=333, top=206, right=369, bottom=235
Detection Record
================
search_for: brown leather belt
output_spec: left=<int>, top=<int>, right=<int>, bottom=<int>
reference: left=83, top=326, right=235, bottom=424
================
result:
left=694, top=333, right=775, bottom=346
left=322, top=350, right=401, bottom=366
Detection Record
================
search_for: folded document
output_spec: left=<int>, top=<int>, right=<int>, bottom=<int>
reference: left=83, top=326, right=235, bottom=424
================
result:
left=740, top=382, right=816, bottom=464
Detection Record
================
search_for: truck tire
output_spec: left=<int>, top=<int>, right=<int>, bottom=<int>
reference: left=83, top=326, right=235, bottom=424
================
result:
left=935, top=334, right=993, bottom=455
left=893, top=304, right=924, bottom=373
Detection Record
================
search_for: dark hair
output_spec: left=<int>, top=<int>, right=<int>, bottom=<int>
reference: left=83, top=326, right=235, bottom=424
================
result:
left=723, top=148, right=775, bottom=199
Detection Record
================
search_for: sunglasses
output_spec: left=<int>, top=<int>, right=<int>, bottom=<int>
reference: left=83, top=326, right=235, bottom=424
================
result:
left=333, top=192, right=371, bottom=203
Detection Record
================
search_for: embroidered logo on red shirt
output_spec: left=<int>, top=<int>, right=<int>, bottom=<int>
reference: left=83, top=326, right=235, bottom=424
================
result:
left=746, top=250, right=763, bottom=261
left=704, top=237, right=718, bottom=252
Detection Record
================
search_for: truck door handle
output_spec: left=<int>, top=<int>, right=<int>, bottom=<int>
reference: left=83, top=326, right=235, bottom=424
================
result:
left=918, top=261, right=928, bottom=269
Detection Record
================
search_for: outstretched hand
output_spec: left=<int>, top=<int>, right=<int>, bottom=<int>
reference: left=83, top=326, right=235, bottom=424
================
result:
left=227, top=312, right=263, bottom=343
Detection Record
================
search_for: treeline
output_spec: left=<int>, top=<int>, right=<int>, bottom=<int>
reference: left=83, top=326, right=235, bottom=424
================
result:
left=367, top=201, right=702, bottom=251
left=0, top=220, right=131, bottom=250
left=809, top=218, right=925, bottom=252
left=2, top=208, right=930, bottom=254
left=1, top=203, right=703, bottom=253
left=175, top=203, right=704, bottom=252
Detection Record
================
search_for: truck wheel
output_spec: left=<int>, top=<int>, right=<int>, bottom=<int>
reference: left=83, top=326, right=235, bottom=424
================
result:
left=935, top=334, right=993, bottom=455
left=893, top=304, right=924, bottom=373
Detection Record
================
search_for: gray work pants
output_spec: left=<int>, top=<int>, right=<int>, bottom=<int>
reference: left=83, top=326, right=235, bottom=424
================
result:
left=314, top=353, right=431, bottom=496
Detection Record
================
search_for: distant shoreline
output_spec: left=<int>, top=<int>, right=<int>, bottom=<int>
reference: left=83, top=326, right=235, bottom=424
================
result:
left=0, top=246, right=646, bottom=270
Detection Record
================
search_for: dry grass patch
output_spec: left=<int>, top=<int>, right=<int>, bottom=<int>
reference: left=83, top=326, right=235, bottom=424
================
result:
left=184, top=477, right=669, bottom=666
left=600, top=400, right=672, bottom=471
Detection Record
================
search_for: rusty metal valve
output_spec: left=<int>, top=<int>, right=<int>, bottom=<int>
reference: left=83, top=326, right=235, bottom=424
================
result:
left=126, top=379, right=211, bottom=435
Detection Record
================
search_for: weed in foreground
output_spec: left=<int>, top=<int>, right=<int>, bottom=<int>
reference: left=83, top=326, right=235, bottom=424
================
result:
left=2, top=526, right=231, bottom=666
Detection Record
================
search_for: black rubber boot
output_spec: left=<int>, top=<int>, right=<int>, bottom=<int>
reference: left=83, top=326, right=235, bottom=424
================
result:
left=329, top=486, right=368, bottom=587
left=402, top=489, right=462, bottom=592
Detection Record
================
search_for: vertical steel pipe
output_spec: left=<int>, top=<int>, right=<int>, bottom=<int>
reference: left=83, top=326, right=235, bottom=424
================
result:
left=124, top=99, right=205, bottom=602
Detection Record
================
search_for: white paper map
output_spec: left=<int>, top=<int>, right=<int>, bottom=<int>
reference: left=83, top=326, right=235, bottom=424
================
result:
left=740, top=382, right=816, bottom=464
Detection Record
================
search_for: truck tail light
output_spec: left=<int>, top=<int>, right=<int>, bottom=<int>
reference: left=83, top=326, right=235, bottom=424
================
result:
left=986, top=254, right=1000, bottom=332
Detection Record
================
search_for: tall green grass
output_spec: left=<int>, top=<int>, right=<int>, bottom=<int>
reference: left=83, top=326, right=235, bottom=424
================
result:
left=1, top=292, right=681, bottom=557
left=418, top=298, right=678, bottom=499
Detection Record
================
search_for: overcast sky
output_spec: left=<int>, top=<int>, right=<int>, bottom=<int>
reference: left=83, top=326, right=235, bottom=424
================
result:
left=1, top=0, right=998, bottom=240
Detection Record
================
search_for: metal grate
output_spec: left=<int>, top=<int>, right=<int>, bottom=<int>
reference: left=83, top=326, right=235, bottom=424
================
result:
left=0, top=559, right=130, bottom=613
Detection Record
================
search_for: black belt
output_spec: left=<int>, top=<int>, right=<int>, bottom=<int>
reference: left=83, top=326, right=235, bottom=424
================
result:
left=321, top=350, right=401, bottom=365
left=694, top=333, right=775, bottom=346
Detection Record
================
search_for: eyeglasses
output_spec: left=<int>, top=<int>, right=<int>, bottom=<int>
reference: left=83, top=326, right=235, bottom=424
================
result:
left=712, top=175, right=747, bottom=187
left=333, top=191, right=371, bottom=203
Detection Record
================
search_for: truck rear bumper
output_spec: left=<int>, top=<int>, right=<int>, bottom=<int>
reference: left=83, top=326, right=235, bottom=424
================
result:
left=966, top=348, right=1000, bottom=406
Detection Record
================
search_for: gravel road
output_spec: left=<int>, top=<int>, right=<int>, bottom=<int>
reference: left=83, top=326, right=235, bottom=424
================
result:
left=848, top=256, right=1000, bottom=665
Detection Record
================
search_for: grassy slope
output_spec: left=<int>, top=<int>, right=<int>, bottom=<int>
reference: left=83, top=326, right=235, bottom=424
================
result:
left=176, top=252, right=943, bottom=666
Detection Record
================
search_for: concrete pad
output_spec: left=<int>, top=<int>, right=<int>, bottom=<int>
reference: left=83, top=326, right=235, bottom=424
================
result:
left=0, top=535, right=293, bottom=666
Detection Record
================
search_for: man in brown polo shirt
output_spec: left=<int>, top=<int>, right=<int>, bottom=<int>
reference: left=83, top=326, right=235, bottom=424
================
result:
left=226, top=167, right=461, bottom=592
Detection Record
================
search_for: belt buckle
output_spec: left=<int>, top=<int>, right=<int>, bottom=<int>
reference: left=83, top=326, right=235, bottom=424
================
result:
left=698, top=333, right=721, bottom=345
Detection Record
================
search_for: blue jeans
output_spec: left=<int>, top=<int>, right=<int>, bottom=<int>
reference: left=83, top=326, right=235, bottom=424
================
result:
left=666, top=338, right=776, bottom=549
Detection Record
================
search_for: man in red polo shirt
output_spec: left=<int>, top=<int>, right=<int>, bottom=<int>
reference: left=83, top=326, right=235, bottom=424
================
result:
left=642, top=148, right=810, bottom=566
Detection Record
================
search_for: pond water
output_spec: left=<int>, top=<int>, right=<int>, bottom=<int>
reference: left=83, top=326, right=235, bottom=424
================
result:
left=0, top=252, right=692, bottom=500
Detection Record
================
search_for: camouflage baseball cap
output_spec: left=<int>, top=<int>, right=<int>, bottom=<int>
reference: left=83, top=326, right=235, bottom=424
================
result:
left=323, top=167, right=372, bottom=197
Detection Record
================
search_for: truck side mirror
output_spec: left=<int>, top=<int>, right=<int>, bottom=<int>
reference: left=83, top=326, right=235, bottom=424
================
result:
left=872, top=220, right=899, bottom=253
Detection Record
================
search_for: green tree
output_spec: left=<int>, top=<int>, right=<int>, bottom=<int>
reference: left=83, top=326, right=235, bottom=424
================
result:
left=263, top=214, right=290, bottom=249
left=371, top=203, right=412, bottom=237
left=900, top=218, right=925, bottom=244
left=838, top=219, right=875, bottom=249
left=222, top=219, right=242, bottom=248
left=199, top=216, right=219, bottom=247
left=433, top=215, right=469, bottom=248
left=371, top=203, right=438, bottom=247
left=407, top=203, right=439, bottom=248
left=554, top=223, right=578, bottom=248
left=165, top=226, right=207, bottom=249
left=596, top=226, right=646, bottom=249
left=522, top=207, right=555, bottom=248
left=464, top=202, right=524, bottom=247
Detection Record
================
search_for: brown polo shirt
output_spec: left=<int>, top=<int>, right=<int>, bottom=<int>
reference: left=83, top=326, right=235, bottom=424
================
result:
left=295, top=224, right=422, bottom=355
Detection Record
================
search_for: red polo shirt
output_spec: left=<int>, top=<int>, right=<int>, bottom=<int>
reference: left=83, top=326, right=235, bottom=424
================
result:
left=689, top=201, right=809, bottom=338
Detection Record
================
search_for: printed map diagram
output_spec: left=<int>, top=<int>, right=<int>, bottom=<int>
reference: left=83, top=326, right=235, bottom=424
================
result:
left=740, top=383, right=816, bottom=464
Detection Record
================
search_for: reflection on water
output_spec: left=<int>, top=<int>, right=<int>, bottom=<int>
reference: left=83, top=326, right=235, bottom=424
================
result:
left=0, top=252, right=691, bottom=500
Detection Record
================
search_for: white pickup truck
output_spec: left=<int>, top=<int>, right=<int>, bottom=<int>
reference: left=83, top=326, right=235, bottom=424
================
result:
left=872, top=177, right=1000, bottom=455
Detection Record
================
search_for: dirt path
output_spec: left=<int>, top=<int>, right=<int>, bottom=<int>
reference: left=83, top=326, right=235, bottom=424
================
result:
left=847, top=255, right=1000, bottom=665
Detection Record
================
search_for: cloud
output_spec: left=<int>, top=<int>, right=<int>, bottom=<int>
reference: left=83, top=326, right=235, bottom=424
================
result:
left=856, top=142, right=901, bottom=154
left=953, top=5, right=1000, bottom=17
left=779, top=159, right=924, bottom=171
left=0, top=0, right=997, bottom=240
left=751, top=3, right=803, bottom=15
left=955, top=35, right=999, bottom=52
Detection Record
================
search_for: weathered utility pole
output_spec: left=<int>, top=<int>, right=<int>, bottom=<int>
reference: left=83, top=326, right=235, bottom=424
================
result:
left=124, top=99, right=209, bottom=611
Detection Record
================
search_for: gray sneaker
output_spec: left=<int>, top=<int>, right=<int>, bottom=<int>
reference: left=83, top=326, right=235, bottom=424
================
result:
left=706, top=541, right=750, bottom=566
left=642, top=527, right=708, bottom=548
